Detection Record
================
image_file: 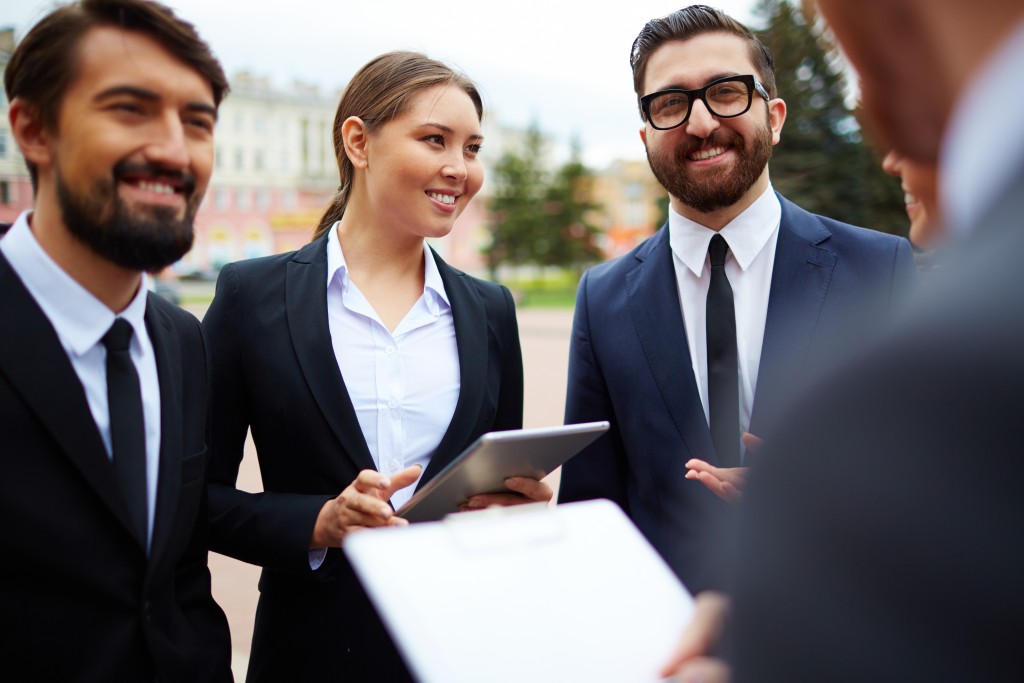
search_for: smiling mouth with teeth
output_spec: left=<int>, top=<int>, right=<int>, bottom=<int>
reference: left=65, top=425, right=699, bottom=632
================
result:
left=689, top=146, right=728, bottom=161
left=134, top=180, right=177, bottom=195
left=428, top=191, right=457, bottom=205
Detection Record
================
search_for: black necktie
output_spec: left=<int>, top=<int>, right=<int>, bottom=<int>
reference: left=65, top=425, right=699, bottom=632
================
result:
left=103, top=319, right=148, bottom=546
left=706, top=234, right=740, bottom=467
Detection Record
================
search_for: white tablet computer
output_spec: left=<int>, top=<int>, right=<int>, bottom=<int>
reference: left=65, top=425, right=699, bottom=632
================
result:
left=396, top=421, right=609, bottom=523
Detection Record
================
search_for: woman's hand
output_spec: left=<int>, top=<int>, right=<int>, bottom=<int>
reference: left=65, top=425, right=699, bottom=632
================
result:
left=459, top=475, right=554, bottom=512
left=309, top=465, right=421, bottom=548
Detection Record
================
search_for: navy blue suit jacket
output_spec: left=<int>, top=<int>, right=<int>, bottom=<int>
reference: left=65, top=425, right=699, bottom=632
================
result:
left=558, top=193, right=915, bottom=592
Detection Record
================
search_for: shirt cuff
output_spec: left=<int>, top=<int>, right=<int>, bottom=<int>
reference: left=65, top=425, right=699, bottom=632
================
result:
left=308, top=547, right=327, bottom=571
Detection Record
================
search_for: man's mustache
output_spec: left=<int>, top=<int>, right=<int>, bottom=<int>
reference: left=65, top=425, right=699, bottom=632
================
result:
left=113, top=160, right=197, bottom=198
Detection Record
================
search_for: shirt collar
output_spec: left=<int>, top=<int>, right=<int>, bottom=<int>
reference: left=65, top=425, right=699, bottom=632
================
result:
left=1, top=210, right=149, bottom=356
left=325, top=222, right=451, bottom=315
left=668, top=185, right=781, bottom=277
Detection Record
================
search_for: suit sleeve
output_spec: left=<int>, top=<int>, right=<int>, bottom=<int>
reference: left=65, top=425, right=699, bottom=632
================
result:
left=169, top=310, right=233, bottom=681
left=557, top=270, right=630, bottom=512
left=203, top=263, right=332, bottom=575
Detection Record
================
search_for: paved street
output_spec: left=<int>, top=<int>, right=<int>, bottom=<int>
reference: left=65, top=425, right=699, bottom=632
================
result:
left=194, top=304, right=575, bottom=678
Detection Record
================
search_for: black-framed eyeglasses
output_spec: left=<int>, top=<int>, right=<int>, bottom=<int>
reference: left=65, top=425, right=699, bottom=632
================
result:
left=640, top=75, right=770, bottom=131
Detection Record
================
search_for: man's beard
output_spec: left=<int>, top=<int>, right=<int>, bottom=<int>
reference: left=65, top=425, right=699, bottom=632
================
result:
left=646, top=116, right=774, bottom=214
left=57, top=159, right=199, bottom=273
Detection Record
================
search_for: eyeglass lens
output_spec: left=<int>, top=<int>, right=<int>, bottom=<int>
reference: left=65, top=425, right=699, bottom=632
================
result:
left=647, top=79, right=754, bottom=129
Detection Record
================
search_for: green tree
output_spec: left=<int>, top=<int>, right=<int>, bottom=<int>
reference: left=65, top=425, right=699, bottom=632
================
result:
left=484, top=126, right=603, bottom=278
left=754, top=0, right=907, bottom=236
left=540, top=139, right=603, bottom=276
left=484, top=124, right=548, bottom=280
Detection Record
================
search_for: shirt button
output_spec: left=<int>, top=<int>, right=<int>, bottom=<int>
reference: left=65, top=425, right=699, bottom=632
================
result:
left=386, top=346, right=396, bottom=355
left=387, top=400, right=397, bottom=409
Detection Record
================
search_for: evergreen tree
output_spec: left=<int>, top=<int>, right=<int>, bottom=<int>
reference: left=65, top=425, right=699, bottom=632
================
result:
left=484, top=127, right=604, bottom=278
left=754, top=0, right=907, bottom=236
left=541, top=139, right=603, bottom=276
left=484, top=124, right=549, bottom=280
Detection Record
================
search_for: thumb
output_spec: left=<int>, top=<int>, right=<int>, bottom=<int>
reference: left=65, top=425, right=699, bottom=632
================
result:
left=741, top=432, right=764, bottom=456
left=384, top=464, right=423, bottom=497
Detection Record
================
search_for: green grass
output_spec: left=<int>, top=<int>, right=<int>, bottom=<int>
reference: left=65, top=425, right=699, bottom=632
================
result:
left=502, top=272, right=579, bottom=309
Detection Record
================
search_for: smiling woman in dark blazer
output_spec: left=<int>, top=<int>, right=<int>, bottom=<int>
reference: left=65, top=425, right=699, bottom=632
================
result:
left=203, top=51, right=551, bottom=683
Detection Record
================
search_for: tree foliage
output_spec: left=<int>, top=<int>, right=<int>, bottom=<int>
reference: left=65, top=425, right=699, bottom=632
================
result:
left=755, top=0, right=908, bottom=236
left=484, top=126, right=603, bottom=278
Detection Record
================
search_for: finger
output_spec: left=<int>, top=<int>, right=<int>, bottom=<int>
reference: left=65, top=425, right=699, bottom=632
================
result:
left=352, top=469, right=393, bottom=495
left=717, top=466, right=749, bottom=486
left=671, top=658, right=731, bottom=683
left=659, top=592, right=729, bottom=678
left=341, top=490, right=395, bottom=524
left=695, top=470, right=727, bottom=494
left=462, top=492, right=531, bottom=510
left=504, top=476, right=553, bottom=502
left=694, top=471, right=739, bottom=504
left=685, top=458, right=719, bottom=475
left=720, top=480, right=741, bottom=503
left=382, top=465, right=423, bottom=498
left=742, top=431, right=764, bottom=456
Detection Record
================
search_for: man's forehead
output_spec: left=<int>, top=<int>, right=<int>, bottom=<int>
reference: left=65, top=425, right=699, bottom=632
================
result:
left=644, top=33, right=756, bottom=91
left=69, top=25, right=215, bottom=105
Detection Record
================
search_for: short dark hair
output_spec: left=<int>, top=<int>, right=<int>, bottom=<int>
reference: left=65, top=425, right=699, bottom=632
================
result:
left=630, top=5, right=776, bottom=119
left=4, top=0, right=229, bottom=185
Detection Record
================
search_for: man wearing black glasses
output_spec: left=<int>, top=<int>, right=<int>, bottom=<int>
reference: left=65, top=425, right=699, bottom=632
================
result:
left=559, top=5, right=915, bottom=594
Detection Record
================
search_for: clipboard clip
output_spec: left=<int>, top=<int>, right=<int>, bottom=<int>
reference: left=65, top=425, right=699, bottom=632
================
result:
left=442, top=503, right=564, bottom=552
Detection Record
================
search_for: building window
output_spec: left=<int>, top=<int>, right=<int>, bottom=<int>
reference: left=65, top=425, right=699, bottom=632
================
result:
left=0, top=130, right=7, bottom=157
left=282, top=190, right=297, bottom=211
left=0, top=181, right=10, bottom=205
left=254, top=150, right=264, bottom=171
left=256, top=189, right=270, bottom=211
left=234, top=149, right=244, bottom=170
left=215, top=187, right=230, bottom=211
left=237, top=189, right=251, bottom=212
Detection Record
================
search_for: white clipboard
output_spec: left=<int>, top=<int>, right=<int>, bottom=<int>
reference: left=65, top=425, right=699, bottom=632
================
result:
left=344, top=499, right=695, bottom=683
left=397, top=421, right=610, bottom=523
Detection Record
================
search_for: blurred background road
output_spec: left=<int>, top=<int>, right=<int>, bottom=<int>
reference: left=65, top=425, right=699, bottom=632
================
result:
left=184, top=295, right=574, bottom=679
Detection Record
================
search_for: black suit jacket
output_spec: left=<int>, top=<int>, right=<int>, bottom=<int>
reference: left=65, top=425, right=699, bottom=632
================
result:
left=558, top=194, right=916, bottom=592
left=0, top=252, right=232, bottom=682
left=730, top=165, right=1024, bottom=681
left=203, top=236, right=523, bottom=682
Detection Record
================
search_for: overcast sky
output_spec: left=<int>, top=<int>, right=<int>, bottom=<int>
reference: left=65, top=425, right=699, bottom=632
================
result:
left=3, top=0, right=761, bottom=168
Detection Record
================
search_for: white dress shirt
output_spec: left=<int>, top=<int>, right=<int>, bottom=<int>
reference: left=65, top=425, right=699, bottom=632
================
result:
left=941, top=17, right=1024, bottom=239
left=326, top=223, right=460, bottom=510
left=668, top=186, right=781, bottom=460
left=1, top=211, right=160, bottom=551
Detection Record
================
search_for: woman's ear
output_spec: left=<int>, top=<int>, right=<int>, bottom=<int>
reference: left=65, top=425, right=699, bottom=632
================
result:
left=341, top=116, right=369, bottom=169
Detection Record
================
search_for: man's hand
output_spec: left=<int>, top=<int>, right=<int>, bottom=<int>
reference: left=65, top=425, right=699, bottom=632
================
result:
left=661, top=591, right=731, bottom=683
left=685, top=432, right=764, bottom=503
left=459, top=476, right=554, bottom=511
left=309, top=466, right=421, bottom=548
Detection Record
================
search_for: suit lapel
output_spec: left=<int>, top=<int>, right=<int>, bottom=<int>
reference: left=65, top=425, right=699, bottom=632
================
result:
left=417, top=252, right=489, bottom=487
left=0, top=255, right=137, bottom=539
left=286, top=239, right=377, bottom=473
left=627, top=227, right=717, bottom=461
left=749, top=196, right=837, bottom=436
left=145, top=298, right=181, bottom=561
